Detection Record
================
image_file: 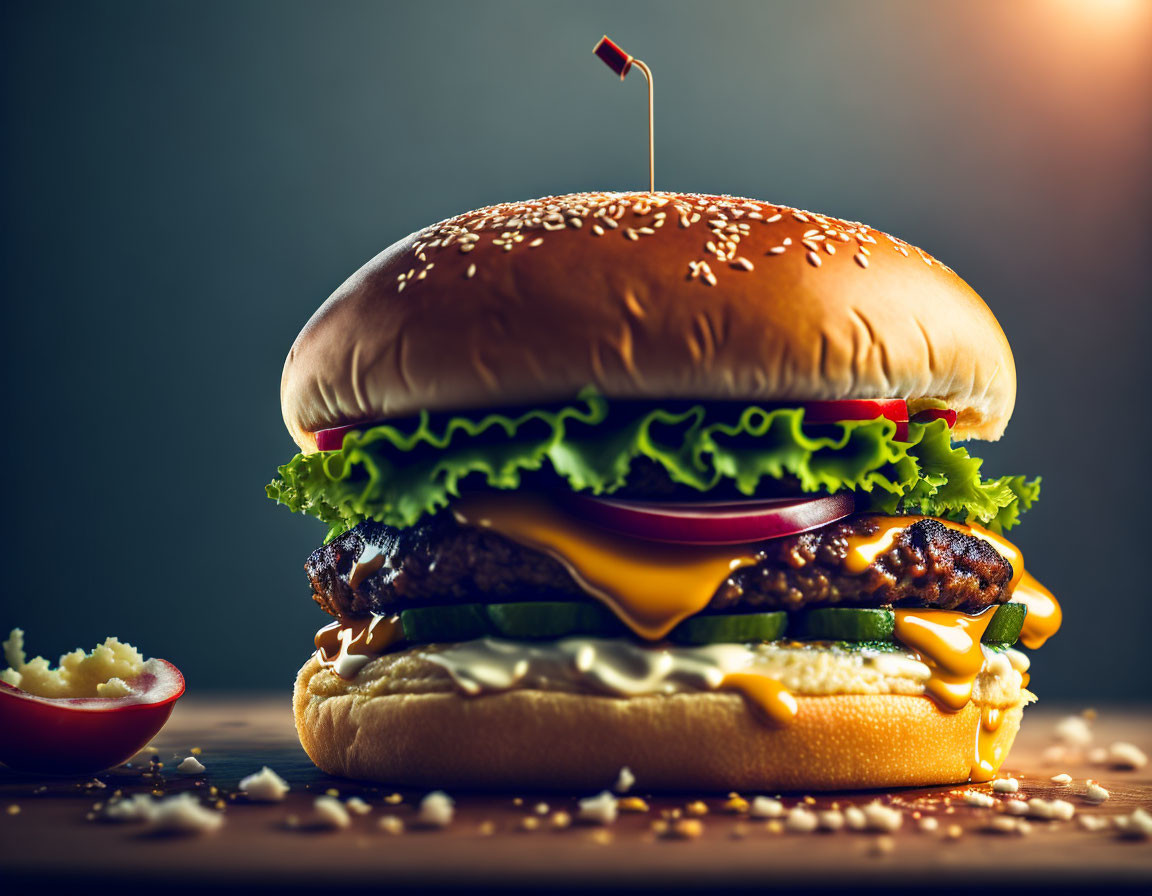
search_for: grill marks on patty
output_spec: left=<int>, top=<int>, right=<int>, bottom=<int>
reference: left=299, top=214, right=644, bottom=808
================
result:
left=306, top=512, right=1013, bottom=621
left=716, top=517, right=1011, bottom=612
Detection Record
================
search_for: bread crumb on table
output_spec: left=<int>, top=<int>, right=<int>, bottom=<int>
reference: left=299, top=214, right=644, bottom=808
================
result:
left=417, top=791, right=455, bottom=828
left=577, top=791, right=618, bottom=825
left=238, top=766, right=289, bottom=802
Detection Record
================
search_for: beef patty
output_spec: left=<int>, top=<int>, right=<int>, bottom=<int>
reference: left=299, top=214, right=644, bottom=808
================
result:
left=305, top=506, right=1013, bottom=620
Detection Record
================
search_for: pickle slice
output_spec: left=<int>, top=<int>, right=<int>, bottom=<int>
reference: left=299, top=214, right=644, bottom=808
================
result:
left=396, top=601, right=1026, bottom=647
left=797, top=604, right=1026, bottom=645
left=982, top=602, right=1026, bottom=645
left=668, top=611, right=787, bottom=646
left=486, top=601, right=625, bottom=639
left=797, top=607, right=895, bottom=642
left=399, top=604, right=492, bottom=642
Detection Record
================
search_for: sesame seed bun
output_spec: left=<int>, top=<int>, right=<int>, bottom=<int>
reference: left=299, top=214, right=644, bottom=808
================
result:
left=281, top=192, right=1015, bottom=451
left=292, top=653, right=1024, bottom=791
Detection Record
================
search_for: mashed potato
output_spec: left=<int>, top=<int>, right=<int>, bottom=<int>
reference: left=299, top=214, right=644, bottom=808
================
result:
left=1, top=628, right=145, bottom=698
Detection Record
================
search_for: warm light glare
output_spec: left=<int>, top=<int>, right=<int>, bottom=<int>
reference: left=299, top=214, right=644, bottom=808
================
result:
left=1060, top=0, right=1146, bottom=20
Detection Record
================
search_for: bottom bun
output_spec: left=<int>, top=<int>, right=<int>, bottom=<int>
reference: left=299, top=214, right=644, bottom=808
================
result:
left=293, top=655, right=1024, bottom=791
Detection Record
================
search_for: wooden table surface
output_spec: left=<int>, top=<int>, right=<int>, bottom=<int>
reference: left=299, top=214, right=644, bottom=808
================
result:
left=2, top=698, right=1150, bottom=892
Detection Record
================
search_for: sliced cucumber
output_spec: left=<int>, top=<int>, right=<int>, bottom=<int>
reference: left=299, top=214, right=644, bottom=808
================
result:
left=395, top=600, right=1026, bottom=647
left=983, top=603, right=1026, bottom=646
left=399, top=604, right=491, bottom=642
left=486, top=601, right=625, bottom=639
left=797, top=607, right=895, bottom=642
left=797, top=603, right=1026, bottom=645
left=668, top=611, right=787, bottom=646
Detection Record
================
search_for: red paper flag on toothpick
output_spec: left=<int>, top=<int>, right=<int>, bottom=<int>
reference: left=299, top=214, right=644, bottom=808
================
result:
left=592, top=35, right=654, bottom=192
left=593, top=35, right=633, bottom=79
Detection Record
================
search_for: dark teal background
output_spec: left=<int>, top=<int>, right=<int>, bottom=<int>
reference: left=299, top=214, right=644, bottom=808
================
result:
left=1, top=1, right=1149, bottom=699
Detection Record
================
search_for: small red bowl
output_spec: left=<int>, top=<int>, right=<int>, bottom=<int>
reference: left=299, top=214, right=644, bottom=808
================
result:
left=0, top=659, right=185, bottom=774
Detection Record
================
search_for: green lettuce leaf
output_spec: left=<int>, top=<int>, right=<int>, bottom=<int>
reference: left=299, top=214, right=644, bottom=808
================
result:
left=267, top=389, right=1039, bottom=540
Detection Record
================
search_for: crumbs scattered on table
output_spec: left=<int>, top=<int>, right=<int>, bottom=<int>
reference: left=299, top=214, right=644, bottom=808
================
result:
left=577, top=791, right=618, bottom=825
left=238, top=766, right=289, bottom=802
left=312, top=796, right=351, bottom=830
left=416, top=791, right=454, bottom=828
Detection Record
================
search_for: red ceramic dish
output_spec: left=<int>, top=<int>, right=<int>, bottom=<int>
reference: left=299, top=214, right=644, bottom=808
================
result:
left=0, top=659, right=185, bottom=774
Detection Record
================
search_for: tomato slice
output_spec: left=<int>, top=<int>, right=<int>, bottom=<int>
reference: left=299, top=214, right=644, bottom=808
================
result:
left=0, top=659, right=185, bottom=774
left=565, top=493, right=856, bottom=545
left=793, top=399, right=908, bottom=424
left=911, top=408, right=957, bottom=428
left=794, top=399, right=908, bottom=441
left=315, top=399, right=915, bottom=451
left=316, top=422, right=362, bottom=451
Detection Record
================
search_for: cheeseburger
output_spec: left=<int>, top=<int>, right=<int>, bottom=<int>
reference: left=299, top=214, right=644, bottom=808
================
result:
left=271, top=191, right=1061, bottom=790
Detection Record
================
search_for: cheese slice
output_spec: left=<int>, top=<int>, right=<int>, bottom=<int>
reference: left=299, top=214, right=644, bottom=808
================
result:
left=452, top=493, right=757, bottom=640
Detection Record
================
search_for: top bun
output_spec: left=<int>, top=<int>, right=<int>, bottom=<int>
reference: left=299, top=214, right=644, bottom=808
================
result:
left=282, top=192, right=1014, bottom=451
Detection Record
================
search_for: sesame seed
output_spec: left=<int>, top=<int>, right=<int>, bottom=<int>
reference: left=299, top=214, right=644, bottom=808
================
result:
left=783, top=237, right=793, bottom=246
left=624, top=228, right=639, bottom=241
left=638, top=227, right=655, bottom=235
left=465, top=264, right=476, bottom=279
left=601, top=217, right=618, bottom=229
left=528, top=237, right=544, bottom=248
left=1084, top=781, right=1110, bottom=803
left=703, top=269, right=718, bottom=286
left=592, top=224, right=604, bottom=236
left=991, top=777, right=1019, bottom=794
left=802, top=240, right=820, bottom=252
left=793, top=212, right=810, bottom=222
left=785, top=807, right=819, bottom=833
left=824, top=242, right=836, bottom=255
left=854, top=254, right=869, bottom=268
left=806, top=251, right=822, bottom=267
left=1108, top=742, right=1149, bottom=769
left=768, top=246, right=786, bottom=255
left=732, top=257, right=754, bottom=271
left=765, top=213, right=782, bottom=223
